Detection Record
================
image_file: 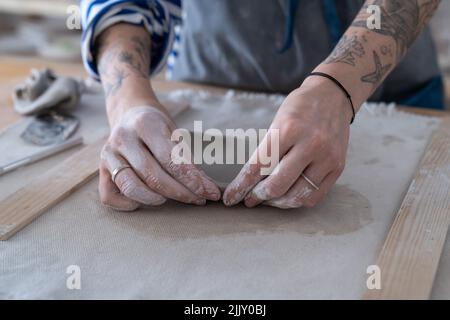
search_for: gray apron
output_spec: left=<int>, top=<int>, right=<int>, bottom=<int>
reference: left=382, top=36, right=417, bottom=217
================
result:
left=169, top=0, right=442, bottom=107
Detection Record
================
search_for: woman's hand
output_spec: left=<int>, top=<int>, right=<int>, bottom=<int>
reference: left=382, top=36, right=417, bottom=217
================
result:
left=94, top=23, right=220, bottom=211
left=222, top=75, right=352, bottom=209
left=99, top=101, right=221, bottom=211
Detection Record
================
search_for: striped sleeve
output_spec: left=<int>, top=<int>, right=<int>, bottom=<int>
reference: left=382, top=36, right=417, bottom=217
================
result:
left=80, top=0, right=182, bottom=80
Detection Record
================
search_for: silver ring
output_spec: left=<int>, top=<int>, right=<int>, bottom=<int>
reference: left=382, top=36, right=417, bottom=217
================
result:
left=111, top=165, right=131, bottom=183
left=301, top=173, right=319, bottom=191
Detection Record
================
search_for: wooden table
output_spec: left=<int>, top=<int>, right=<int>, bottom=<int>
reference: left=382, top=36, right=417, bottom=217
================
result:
left=1, top=55, right=450, bottom=299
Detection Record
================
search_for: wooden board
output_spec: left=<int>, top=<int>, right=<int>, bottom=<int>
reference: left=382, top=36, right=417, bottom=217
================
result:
left=363, top=117, right=450, bottom=300
left=0, top=137, right=105, bottom=240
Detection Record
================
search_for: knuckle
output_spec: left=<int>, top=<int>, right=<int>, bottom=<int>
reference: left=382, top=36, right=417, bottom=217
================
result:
left=309, top=131, right=328, bottom=150
left=100, top=144, right=115, bottom=161
left=327, top=150, right=341, bottom=166
left=162, top=156, right=177, bottom=170
left=281, top=120, right=298, bottom=135
left=112, top=126, right=128, bottom=139
left=118, top=180, right=137, bottom=199
left=133, top=113, right=150, bottom=132
left=142, top=171, right=163, bottom=192
left=109, top=126, right=129, bottom=147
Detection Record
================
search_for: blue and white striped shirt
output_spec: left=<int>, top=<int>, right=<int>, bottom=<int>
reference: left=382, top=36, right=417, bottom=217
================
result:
left=80, top=0, right=182, bottom=80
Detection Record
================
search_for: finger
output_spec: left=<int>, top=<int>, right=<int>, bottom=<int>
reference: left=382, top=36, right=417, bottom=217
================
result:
left=102, top=149, right=167, bottom=206
left=223, top=129, right=283, bottom=206
left=257, top=162, right=333, bottom=209
left=117, top=140, right=206, bottom=205
left=301, top=169, right=341, bottom=207
left=139, top=127, right=221, bottom=201
left=99, top=161, right=140, bottom=211
left=241, top=144, right=313, bottom=207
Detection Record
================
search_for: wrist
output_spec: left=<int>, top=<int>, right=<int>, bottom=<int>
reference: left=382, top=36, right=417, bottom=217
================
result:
left=105, top=81, right=163, bottom=127
left=301, top=73, right=354, bottom=125
left=312, top=63, right=368, bottom=111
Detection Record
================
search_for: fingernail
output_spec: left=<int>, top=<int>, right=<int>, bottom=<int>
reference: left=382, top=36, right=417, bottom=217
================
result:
left=199, top=178, right=221, bottom=201
left=244, top=193, right=260, bottom=208
left=206, top=188, right=221, bottom=201
left=223, top=184, right=249, bottom=206
left=222, top=190, right=241, bottom=207
left=222, top=194, right=235, bottom=207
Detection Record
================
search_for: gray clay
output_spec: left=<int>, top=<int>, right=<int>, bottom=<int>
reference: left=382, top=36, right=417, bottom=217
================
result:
left=13, top=68, right=83, bottom=116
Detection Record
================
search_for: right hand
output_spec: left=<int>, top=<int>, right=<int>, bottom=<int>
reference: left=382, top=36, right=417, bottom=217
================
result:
left=99, top=103, right=221, bottom=211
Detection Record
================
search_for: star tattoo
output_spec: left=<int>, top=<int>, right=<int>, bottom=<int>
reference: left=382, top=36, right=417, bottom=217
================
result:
left=360, top=51, right=392, bottom=87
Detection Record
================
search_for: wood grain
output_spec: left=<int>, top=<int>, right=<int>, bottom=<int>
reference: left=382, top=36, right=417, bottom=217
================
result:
left=363, top=117, right=450, bottom=300
left=0, top=137, right=105, bottom=240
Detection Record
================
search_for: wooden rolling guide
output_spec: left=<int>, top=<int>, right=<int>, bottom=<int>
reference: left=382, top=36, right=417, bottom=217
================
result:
left=0, top=137, right=105, bottom=240
left=363, top=117, right=450, bottom=300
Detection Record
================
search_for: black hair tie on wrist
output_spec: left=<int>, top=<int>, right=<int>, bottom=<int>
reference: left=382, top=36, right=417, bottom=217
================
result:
left=307, top=72, right=356, bottom=125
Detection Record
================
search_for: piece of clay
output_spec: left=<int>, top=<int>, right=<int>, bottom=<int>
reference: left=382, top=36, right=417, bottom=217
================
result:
left=184, top=131, right=253, bottom=189
left=21, top=111, right=79, bottom=146
left=13, top=68, right=83, bottom=115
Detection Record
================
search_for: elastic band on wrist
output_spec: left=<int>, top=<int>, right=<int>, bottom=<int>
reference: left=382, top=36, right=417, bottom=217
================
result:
left=308, top=72, right=356, bottom=125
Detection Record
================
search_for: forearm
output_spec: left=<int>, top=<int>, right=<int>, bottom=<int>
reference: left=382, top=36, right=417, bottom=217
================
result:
left=314, top=0, right=441, bottom=109
left=94, top=23, right=162, bottom=126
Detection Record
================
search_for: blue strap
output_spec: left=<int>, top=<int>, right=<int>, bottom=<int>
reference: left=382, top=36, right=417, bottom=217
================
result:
left=278, top=0, right=300, bottom=53
left=322, top=0, right=343, bottom=48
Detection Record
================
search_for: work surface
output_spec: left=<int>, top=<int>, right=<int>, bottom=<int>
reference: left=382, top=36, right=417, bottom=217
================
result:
left=0, top=57, right=450, bottom=299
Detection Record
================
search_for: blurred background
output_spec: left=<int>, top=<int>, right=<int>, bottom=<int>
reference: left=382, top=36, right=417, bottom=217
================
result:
left=0, top=0, right=449, bottom=107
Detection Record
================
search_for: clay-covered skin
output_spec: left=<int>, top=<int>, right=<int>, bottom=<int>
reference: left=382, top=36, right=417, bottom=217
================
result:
left=94, top=24, right=220, bottom=211
left=100, top=106, right=220, bottom=209
left=223, top=76, right=352, bottom=209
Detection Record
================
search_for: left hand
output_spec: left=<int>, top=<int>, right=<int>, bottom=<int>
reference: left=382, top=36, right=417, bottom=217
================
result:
left=222, top=75, right=353, bottom=209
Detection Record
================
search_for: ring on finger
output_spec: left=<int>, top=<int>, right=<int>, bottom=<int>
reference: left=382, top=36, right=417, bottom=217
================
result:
left=111, top=164, right=132, bottom=183
left=301, top=173, right=319, bottom=191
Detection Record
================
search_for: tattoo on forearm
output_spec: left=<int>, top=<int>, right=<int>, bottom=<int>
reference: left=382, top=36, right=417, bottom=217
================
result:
left=380, top=44, right=394, bottom=58
left=119, top=51, right=148, bottom=79
left=324, top=34, right=366, bottom=66
left=131, top=36, right=150, bottom=66
left=360, top=51, right=392, bottom=87
left=352, top=0, right=440, bottom=61
left=95, top=32, right=151, bottom=99
left=103, top=68, right=128, bottom=98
